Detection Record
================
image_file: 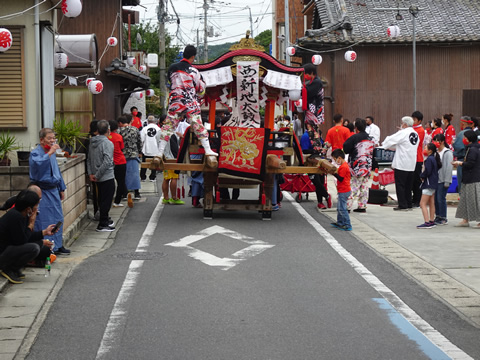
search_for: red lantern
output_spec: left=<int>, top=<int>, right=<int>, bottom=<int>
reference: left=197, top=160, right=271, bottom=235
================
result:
left=62, top=0, right=82, bottom=18
left=133, top=91, right=143, bottom=100
left=0, top=28, right=13, bottom=52
left=286, top=47, right=295, bottom=56
left=86, top=77, right=95, bottom=86
left=88, top=80, right=103, bottom=95
left=127, top=57, right=136, bottom=66
left=344, top=50, right=357, bottom=62
left=107, top=37, right=118, bottom=46
left=312, top=54, right=323, bottom=65
left=54, top=52, right=69, bottom=69
left=146, top=89, right=155, bottom=97
left=139, top=65, right=147, bottom=72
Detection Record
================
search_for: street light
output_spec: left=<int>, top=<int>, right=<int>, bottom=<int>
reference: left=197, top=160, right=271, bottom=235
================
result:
left=374, top=5, right=421, bottom=111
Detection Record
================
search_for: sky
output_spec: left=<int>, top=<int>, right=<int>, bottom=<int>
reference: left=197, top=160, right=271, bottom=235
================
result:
left=124, top=0, right=273, bottom=47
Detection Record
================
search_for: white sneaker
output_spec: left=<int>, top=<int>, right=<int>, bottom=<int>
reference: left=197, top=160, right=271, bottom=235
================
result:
left=113, top=203, right=124, bottom=207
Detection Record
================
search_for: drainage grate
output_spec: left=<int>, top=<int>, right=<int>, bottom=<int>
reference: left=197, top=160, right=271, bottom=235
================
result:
left=113, top=251, right=166, bottom=260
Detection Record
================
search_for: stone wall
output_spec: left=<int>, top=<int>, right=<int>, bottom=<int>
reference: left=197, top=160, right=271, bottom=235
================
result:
left=0, top=154, right=88, bottom=244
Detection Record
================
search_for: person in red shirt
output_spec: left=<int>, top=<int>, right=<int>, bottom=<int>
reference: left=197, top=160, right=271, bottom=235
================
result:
left=411, top=111, right=425, bottom=208
left=108, top=119, right=128, bottom=207
left=442, top=113, right=456, bottom=149
left=330, top=149, right=352, bottom=231
left=130, top=107, right=142, bottom=130
left=325, top=113, right=351, bottom=151
left=431, top=118, right=444, bottom=138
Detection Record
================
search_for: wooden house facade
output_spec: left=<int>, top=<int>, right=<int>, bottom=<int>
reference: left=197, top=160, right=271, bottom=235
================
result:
left=295, top=0, right=480, bottom=142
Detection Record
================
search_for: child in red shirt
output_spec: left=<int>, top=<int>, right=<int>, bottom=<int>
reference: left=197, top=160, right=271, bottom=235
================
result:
left=331, top=149, right=352, bottom=231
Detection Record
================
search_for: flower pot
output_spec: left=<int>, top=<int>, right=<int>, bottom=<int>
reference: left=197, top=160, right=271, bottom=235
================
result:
left=0, top=158, right=11, bottom=166
left=17, top=151, right=30, bottom=166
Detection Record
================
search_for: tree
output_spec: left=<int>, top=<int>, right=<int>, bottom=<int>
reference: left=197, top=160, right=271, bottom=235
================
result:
left=123, top=23, right=181, bottom=114
left=254, top=30, right=272, bottom=52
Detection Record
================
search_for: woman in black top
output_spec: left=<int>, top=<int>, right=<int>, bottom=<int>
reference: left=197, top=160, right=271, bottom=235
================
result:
left=454, top=130, right=480, bottom=228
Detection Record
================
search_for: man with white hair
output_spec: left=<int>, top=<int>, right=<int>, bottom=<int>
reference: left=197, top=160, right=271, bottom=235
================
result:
left=140, top=115, right=161, bottom=182
left=382, top=116, right=420, bottom=211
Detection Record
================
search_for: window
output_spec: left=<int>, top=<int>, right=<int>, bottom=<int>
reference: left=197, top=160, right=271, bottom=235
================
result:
left=0, top=26, right=26, bottom=129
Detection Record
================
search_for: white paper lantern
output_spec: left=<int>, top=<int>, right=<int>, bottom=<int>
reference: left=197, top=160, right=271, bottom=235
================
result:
left=133, top=91, right=143, bottom=100
left=62, top=0, right=82, bottom=18
left=86, top=77, right=95, bottom=86
left=312, top=54, right=323, bottom=65
left=288, top=89, right=301, bottom=101
left=146, top=89, right=155, bottom=97
left=344, top=50, right=357, bottom=62
left=286, top=47, right=296, bottom=56
left=54, top=52, right=69, bottom=69
left=139, top=65, right=147, bottom=72
left=294, top=99, right=303, bottom=112
left=0, top=28, right=13, bottom=52
left=387, top=25, right=401, bottom=38
left=88, top=80, right=103, bottom=95
left=127, top=57, right=136, bottom=66
left=107, top=37, right=118, bottom=46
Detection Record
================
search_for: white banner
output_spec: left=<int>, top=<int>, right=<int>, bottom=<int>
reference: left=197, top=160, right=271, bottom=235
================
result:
left=200, top=66, right=233, bottom=88
left=233, top=61, right=260, bottom=128
left=263, top=69, right=302, bottom=90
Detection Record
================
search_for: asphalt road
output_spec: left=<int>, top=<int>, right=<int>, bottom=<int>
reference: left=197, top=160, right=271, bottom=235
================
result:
left=26, top=192, right=480, bottom=360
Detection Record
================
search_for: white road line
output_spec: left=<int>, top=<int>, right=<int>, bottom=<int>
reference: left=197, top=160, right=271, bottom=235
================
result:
left=285, top=192, right=472, bottom=360
left=96, top=196, right=165, bottom=359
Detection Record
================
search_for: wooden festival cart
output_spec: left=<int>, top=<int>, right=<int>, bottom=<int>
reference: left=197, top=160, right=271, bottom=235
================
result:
left=143, top=32, right=335, bottom=219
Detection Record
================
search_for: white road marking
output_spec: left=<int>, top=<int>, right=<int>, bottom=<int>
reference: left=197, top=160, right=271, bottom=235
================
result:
left=165, top=225, right=275, bottom=270
left=95, top=197, right=165, bottom=359
left=285, top=192, right=472, bottom=360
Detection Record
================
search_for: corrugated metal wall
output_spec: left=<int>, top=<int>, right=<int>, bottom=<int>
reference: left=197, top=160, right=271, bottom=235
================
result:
left=314, top=44, right=480, bottom=143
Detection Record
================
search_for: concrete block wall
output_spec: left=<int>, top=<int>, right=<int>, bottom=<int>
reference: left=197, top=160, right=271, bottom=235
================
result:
left=0, top=154, right=88, bottom=244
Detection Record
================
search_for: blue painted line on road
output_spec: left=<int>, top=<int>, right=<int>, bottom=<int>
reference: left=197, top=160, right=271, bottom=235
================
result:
left=373, top=298, right=451, bottom=360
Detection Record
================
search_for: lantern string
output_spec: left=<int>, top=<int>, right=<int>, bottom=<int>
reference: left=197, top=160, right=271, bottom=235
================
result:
left=95, top=12, right=122, bottom=76
left=291, top=40, right=364, bottom=54
left=0, top=0, right=47, bottom=20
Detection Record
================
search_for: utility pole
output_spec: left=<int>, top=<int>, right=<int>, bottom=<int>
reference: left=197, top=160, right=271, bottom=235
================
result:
left=203, top=0, right=209, bottom=63
left=247, top=6, right=253, bottom=38
left=284, top=0, right=290, bottom=67
left=158, top=0, right=167, bottom=115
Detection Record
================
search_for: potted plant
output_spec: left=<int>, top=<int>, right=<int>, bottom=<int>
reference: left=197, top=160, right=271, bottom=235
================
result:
left=17, top=146, right=32, bottom=166
left=52, top=118, right=88, bottom=155
left=0, top=131, right=20, bottom=166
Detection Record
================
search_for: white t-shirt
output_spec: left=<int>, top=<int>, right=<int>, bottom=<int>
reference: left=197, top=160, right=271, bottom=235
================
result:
left=140, top=123, right=161, bottom=156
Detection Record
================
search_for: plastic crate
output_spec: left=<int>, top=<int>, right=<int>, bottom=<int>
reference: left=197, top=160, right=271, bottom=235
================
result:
left=378, top=169, right=395, bottom=186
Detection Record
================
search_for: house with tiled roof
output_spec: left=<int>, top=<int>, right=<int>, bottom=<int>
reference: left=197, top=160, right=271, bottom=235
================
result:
left=295, top=0, right=480, bottom=140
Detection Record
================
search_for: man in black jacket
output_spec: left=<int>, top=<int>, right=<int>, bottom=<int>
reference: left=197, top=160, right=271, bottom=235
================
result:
left=0, top=190, right=57, bottom=284
left=343, top=119, right=374, bottom=212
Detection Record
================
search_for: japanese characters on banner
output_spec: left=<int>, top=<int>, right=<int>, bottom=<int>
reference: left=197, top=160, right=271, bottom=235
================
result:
left=234, top=61, right=261, bottom=128
left=263, top=69, right=302, bottom=93
left=200, top=66, right=233, bottom=88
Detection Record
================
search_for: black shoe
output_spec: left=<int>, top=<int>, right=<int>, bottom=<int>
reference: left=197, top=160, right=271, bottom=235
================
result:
left=1, top=269, right=23, bottom=284
left=134, top=192, right=141, bottom=200
left=393, top=207, right=408, bottom=211
left=412, top=203, right=420, bottom=208
left=14, top=269, right=26, bottom=279
left=353, top=208, right=366, bottom=213
left=108, top=219, right=115, bottom=226
left=54, top=246, right=71, bottom=255
left=96, top=225, right=115, bottom=232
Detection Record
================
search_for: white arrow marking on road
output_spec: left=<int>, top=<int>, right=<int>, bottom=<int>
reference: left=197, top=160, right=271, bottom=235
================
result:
left=165, top=225, right=275, bottom=270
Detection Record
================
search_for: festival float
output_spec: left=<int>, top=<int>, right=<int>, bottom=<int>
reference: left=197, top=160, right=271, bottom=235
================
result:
left=143, top=31, right=335, bottom=219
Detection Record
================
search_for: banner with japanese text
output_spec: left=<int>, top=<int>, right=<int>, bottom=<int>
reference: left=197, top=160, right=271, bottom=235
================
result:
left=233, top=61, right=260, bottom=128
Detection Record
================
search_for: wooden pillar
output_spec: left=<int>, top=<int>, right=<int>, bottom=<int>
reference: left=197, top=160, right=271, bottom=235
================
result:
left=209, top=99, right=216, bottom=131
left=265, top=100, right=275, bottom=130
